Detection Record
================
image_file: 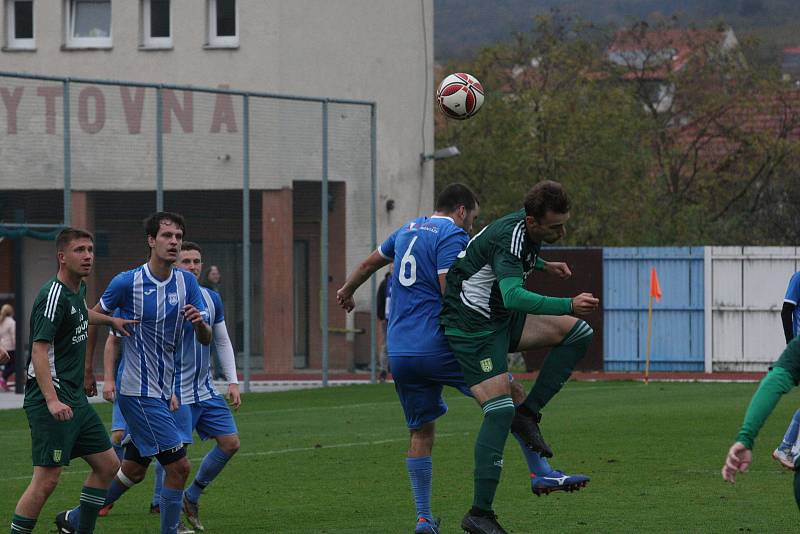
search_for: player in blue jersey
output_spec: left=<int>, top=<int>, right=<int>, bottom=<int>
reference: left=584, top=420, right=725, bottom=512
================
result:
left=336, top=184, right=588, bottom=534
left=56, top=212, right=211, bottom=534
left=772, top=272, right=800, bottom=469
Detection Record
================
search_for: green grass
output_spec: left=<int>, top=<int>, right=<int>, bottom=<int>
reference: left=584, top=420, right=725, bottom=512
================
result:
left=1, top=381, right=799, bottom=533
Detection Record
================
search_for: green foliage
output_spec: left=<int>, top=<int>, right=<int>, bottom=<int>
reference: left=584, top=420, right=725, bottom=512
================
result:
left=435, top=16, right=800, bottom=245
left=1, top=382, right=799, bottom=531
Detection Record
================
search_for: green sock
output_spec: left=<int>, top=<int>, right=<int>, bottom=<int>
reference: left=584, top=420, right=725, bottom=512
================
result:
left=76, top=486, right=107, bottom=534
left=473, top=394, right=516, bottom=511
left=10, top=514, right=36, bottom=534
left=524, top=320, right=593, bottom=414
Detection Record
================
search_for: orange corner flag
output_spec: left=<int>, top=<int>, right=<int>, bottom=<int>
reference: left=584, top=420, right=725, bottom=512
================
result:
left=649, top=267, right=662, bottom=302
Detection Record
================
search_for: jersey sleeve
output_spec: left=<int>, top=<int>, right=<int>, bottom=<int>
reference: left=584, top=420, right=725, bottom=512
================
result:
left=210, top=290, right=225, bottom=324
left=30, top=284, right=65, bottom=344
left=491, top=221, right=525, bottom=282
left=378, top=227, right=401, bottom=260
left=185, top=274, right=209, bottom=322
left=785, top=273, right=800, bottom=305
left=100, top=272, right=129, bottom=313
left=436, top=230, right=469, bottom=274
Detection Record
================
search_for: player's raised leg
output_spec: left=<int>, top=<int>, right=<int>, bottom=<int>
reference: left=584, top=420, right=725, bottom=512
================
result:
left=13, top=466, right=61, bottom=534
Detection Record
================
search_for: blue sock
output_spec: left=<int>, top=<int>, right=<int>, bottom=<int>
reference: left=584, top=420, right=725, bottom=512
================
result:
left=780, top=409, right=800, bottom=450
left=513, top=432, right=553, bottom=476
left=153, top=461, right=165, bottom=506
left=68, top=475, right=131, bottom=529
left=185, top=446, right=232, bottom=504
left=160, top=487, right=183, bottom=534
left=406, top=456, right=433, bottom=521
left=112, top=443, right=124, bottom=462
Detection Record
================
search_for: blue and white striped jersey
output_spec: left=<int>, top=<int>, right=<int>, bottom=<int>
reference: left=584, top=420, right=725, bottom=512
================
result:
left=174, top=287, right=226, bottom=404
left=99, top=264, right=208, bottom=399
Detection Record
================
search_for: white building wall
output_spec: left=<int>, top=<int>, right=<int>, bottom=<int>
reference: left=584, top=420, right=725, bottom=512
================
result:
left=708, top=246, right=800, bottom=371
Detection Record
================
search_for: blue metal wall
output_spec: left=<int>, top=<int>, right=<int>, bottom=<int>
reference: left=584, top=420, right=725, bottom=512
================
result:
left=603, top=247, right=705, bottom=371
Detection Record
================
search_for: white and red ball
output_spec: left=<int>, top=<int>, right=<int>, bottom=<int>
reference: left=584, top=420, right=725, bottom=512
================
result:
left=436, top=73, right=484, bottom=120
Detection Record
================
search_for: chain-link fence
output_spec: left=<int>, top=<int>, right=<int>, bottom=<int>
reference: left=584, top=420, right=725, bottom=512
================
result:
left=0, top=71, right=378, bottom=392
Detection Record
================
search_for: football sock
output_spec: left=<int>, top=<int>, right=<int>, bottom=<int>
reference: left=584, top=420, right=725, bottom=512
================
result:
left=512, top=433, right=552, bottom=476
left=406, top=456, right=433, bottom=521
left=76, top=486, right=107, bottom=534
left=68, top=472, right=134, bottom=529
left=153, top=461, right=165, bottom=506
left=473, top=394, right=515, bottom=511
left=160, top=487, right=183, bottom=534
left=780, top=409, right=800, bottom=450
left=112, top=443, right=124, bottom=462
left=10, top=514, right=35, bottom=534
left=185, top=446, right=232, bottom=504
left=524, top=320, right=594, bottom=414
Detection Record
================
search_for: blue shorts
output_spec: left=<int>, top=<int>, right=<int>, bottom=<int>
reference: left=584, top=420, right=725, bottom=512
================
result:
left=173, top=404, right=194, bottom=445
left=111, top=400, right=127, bottom=433
left=190, top=395, right=238, bottom=440
left=118, top=395, right=185, bottom=457
left=389, top=354, right=473, bottom=429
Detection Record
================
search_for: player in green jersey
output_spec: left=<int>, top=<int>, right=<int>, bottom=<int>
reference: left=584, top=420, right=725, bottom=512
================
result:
left=722, top=336, right=800, bottom=508
left=9, top=228, right=135, bottom=534
left=440, top=181, right=599, bottom=534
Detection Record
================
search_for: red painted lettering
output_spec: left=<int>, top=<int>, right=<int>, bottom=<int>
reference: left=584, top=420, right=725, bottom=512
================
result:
left=210, top=87, right=237, bottom=133
left=120, top=86, right=146, bottom=134
left=0, top=87, right=24, bottom=134
left=162, top=89, right=193, bottom=133
left=78, top=86, right=106, bottom=134
left=37, top=85, right=63, bottom=135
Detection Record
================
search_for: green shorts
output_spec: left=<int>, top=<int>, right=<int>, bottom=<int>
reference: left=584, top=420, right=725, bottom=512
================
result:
left=445, top=312, right=526, bottom=388
left=773, top=336, right=800, bottom=384
left=25, top=402, right=111, bottom=467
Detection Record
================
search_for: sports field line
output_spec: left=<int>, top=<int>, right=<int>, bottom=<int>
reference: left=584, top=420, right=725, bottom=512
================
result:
left=0, top=432, right=470, bottom=482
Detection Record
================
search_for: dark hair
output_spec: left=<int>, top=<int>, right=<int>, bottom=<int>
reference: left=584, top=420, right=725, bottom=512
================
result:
left=56, top=227, right=94, bottom=251
left=143, top=212, right=186, bottom=239
left=436, top=183, right=479, bottom=213
left=524, top=181, right=571, bottom=220
left=181, top=241, right=202, bottom=254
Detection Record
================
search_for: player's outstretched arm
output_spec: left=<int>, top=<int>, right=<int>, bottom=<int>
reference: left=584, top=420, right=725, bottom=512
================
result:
left=337, top=249, right=392, bottom=312
left=31, top=341, right=73, bottom=421
left=213, top=321, right=241, bottom=410
left=497, top=276, right=599, bottom=317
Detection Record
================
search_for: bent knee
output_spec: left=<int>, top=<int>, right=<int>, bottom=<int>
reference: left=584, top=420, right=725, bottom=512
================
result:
left=219, top=435, right=240, bottom=456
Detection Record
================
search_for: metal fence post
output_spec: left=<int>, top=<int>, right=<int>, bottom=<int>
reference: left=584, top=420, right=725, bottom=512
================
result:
left=370, top=104, right=378, bottom=384
left=156, top=86, right=164, bottom=211
left=63, top=80, right=71, bottom=226
left=321, top=100, right=329, bottom=387
left=242, top=95, right=252, bottom=393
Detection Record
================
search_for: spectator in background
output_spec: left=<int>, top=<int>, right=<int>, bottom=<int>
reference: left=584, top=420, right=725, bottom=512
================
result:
left=0, top=304, right=15, bottom=391
left=203, top=265, right=222, bottom=292
left=376, top=268, right=392, bottom=382
left=202, top=265, right=224, bottom=379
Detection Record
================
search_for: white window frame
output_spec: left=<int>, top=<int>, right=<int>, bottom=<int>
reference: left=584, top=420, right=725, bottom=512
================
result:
left=5, top=0, right=35, bottom=50
left=207, top=0, right=238, bottom=48
left=65, top=0, right=112, bottom=49
left=141, top=0, right=171, bottom=48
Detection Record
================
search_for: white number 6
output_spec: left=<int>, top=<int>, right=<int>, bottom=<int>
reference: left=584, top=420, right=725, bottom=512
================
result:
left=398, top=236, right=418, bottom=287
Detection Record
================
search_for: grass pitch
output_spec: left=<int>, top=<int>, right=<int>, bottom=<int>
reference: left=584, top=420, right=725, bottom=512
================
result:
left=0, top=381, right=798, bottom=533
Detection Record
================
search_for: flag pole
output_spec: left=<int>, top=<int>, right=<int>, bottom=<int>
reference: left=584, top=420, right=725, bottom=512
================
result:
left=645, top=293, right=653, bottom=384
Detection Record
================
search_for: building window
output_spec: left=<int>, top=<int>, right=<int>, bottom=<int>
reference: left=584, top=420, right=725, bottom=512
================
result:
left=207, top=0, right=238, bottom=48
left=141, top=0, right=170, bottom=48
left=66, top=0, right=111, bottom=48
left=5, top=0, right=35, bottom=49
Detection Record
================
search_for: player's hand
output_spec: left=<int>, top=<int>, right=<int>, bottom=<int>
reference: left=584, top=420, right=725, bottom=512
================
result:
left=47, top=398, right=73, bottom=421
left=170, top=394, right=179, bottom=411
left=84, top=369, right=98, bottom=397
left=544, top=261, right=572, bottom=280
left=226, top=383, right=242, bottom=411
left=110, top=316, right=138, bottom=336
left=102, top=379, right=116, bottom=403
left=722, top=442, right=752, bottom=484
left=336, top=287, right=355, bottom=313
left=183, top=305, right=205, bottom=325
left=571, top=293, right=600, bottom=316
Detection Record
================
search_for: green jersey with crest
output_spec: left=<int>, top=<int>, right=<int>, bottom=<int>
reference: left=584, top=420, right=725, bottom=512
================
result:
left=441, top=209, right=543, bottom=333
left=24, top=277, right=90, bottom=408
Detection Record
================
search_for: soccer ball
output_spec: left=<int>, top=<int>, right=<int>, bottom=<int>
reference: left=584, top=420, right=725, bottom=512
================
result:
left=436, top=73, right=485, bottom=120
